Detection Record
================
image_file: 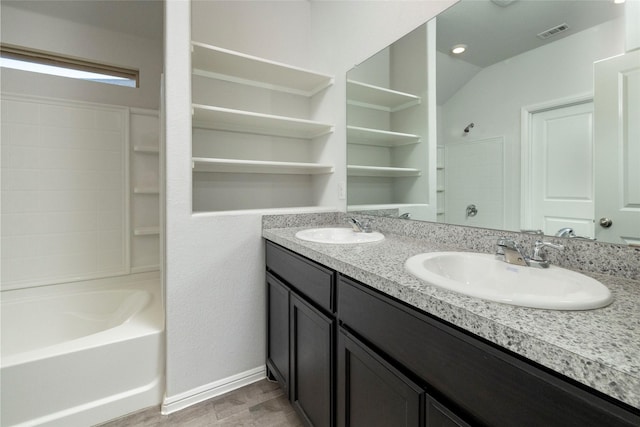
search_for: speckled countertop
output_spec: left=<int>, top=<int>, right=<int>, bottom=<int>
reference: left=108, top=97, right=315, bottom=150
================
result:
left=262, top=214, right=640, bottom=411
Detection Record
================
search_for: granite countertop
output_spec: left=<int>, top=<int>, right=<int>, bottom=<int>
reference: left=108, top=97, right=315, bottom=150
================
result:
left=263, top=225, right=640, bottom=411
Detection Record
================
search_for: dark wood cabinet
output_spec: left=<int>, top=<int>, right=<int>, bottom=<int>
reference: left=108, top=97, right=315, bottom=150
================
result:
left=266, top=241, right=335, bottom=426
left=266, top=273, right=290, bottom=394
left=337, top=328, right=424, bottom=427
left=426, top=397, right=470, bottom=427
left=338, top=274, right=640, bottom=427
left=291, top=294, right=335, bottom=427
left=265, top=240, right=640, bottom=427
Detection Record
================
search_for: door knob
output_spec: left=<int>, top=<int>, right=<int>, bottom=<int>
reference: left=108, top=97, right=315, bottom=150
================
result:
left=599, top=217, right=613, bottom=228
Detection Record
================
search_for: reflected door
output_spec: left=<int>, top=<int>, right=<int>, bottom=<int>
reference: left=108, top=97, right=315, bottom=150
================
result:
left=594, top=50, right=640, bottom=245
left=530, top=101, right=595, bottom=237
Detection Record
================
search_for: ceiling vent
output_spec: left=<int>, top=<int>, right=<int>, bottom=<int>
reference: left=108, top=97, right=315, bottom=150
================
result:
left=537, top=23, right=570, bottom=40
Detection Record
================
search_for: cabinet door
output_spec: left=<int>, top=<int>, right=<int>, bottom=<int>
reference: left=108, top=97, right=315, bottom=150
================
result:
left=266, top=273, right=290, bottom=396
left=290, top=294, right=334, bottom=427
left=426, top=397, right=470, bottom=427
left=338, top=328, right=424, bottom=427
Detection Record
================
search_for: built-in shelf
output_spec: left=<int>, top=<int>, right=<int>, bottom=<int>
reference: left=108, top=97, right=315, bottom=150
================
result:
left=192, top=104, right=334, bottom=139
left=133, top=187, right=160, bottom=194
left=193, top=205, right=339, bottom=216
left=347, top=165, right=421, bottom=177
left=347, top=126, right=420, bottom=147
left=134, top=226, right=160, bottom=236
left=133, top=146, right=160, bottom=154
left=348, top=203, right=429, bottom=211
left=193, top=157, right=334, bottom=175
left=191, top=42, right=334, bottom=96
left=347, top=79, right=421, bottom=112
left=191, top=41, right=335, bottom=213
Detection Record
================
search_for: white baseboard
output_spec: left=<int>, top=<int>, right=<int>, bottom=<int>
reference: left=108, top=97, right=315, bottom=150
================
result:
left=160, top=366, right=266, bottom=415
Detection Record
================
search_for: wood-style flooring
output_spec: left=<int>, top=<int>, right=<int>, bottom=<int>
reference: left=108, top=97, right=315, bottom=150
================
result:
left=97, top=379, right=303, bottom=426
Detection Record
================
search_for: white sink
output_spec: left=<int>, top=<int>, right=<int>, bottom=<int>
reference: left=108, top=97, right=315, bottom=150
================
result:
left=295, top=228, right=384, bottom=244
left=404, top=252, right=613, bottom=310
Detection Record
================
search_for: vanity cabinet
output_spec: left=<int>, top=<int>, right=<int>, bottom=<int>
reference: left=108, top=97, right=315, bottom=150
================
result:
left=265, top=240, right=640, bottom=426
left=338, top=275, right=640, bottom=427
left=265, top=241, right=336, bottom=426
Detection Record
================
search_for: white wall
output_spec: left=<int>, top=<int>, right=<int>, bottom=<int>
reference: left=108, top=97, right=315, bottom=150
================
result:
left=441, top=17, right=625, bottom=230
left=0, top=4, right=162, bottom=110
left=163, top=0, right=455, bottom=410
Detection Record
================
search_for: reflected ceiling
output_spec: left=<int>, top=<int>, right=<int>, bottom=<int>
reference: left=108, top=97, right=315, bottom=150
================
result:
left=436, top=0, right=623, bottom=69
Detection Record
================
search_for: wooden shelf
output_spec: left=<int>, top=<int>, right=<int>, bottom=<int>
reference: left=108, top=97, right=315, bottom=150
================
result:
left=134, top=226, right=160, bottom=236
left=192, top=42, right=334, bottom=96
left=348, top=203, right=429, bottom=211
left=193, top=157, right=334, bottom=175
left=192, top=104, right=334, bottom=139
left=347, top=165, right=421, bottom=177
left=347, top=79, right=421, bottom=112
left=133, top=187, right=160, bottom=194
left=190, top=41, right=336, bottom=213
left=133, top=146, right=160, bottom=154
left=347, top=126, right=420, bottom=147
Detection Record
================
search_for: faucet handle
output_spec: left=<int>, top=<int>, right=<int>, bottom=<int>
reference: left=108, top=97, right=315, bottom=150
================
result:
left=359, top=218, right=373, bottom=233
left=345, top=217, right=373, bottom=233
left=496, top=237, right=522, bottom=250
left=531, top=240, right=564, bottom=262
left=521, top=229, right=544, bottom=235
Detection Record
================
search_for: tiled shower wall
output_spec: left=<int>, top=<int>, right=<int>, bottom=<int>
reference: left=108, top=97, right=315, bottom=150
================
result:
left=1, top=94, right=160, bottom=290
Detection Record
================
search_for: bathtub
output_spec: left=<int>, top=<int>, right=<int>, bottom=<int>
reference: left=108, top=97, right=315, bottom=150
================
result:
left=0, top=272, right=164, bottom=427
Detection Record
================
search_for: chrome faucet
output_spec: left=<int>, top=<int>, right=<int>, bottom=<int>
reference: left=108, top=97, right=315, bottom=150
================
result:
left=528, top=240, right=564, bottom=268
left=555, top=227, right=595, bottom=240
left=555, top=227, right=575, bottom=238
left=495, top=238, right=564, bottom=268
left=495, top=238, right=528, bottom=266
left=345, top=217, right=372, bottom=233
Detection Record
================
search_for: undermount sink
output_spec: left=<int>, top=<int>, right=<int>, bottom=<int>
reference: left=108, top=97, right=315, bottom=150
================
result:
left=405, top=252, right=613, bottom=310
left=295, top=228, right=384, bottom=244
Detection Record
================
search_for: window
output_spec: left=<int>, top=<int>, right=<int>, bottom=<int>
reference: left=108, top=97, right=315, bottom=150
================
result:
left=0, top=44, right=139, bottom=88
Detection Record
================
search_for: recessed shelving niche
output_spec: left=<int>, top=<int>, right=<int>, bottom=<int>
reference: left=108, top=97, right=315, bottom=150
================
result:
left=347, top=79, right=420, bottom=112
left=190, top=42, right=335, bottom=213
left=130, top=108, right=161, bottom=273
left=346, top=79, right=426, bottom=211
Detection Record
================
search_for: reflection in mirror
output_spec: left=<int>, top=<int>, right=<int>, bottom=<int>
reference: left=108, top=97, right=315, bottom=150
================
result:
left=346, top=0, right=639, bottom=245
left=347, top=22, right=436, bottom=222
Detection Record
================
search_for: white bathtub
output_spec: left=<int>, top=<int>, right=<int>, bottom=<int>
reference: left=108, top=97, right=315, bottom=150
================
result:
left=0, top=272, right=164, bottom=427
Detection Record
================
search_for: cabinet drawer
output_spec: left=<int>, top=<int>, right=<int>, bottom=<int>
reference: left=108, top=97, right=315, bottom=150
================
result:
left=266, top=241, right=335, bottom=312
left=338, top=275, right=640, bottom=427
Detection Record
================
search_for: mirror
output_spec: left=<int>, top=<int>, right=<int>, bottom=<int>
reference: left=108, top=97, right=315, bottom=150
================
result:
left=347, top=0, right=638, bottom=245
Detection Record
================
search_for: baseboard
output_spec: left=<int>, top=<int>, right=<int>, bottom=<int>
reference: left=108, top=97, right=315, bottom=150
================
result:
left=160, top=366, right=266, bottom=415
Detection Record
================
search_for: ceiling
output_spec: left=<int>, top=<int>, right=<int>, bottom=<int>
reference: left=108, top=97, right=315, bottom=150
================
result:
left=436, top=0, right=624, bottom=69
left=3, top=0, right=164, bottom=41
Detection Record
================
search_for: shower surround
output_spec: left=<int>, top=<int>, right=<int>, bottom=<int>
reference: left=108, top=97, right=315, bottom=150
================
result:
left=0, top=94, right=163, bottom=426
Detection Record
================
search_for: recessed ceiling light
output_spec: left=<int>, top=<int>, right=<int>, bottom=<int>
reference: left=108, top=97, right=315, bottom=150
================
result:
left=451, top=44, right=467, bottom=55
left=613, top=0, right=625, bottom=4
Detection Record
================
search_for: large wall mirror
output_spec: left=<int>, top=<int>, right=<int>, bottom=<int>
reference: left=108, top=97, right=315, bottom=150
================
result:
left=346, top=0, right=639, bottom=245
